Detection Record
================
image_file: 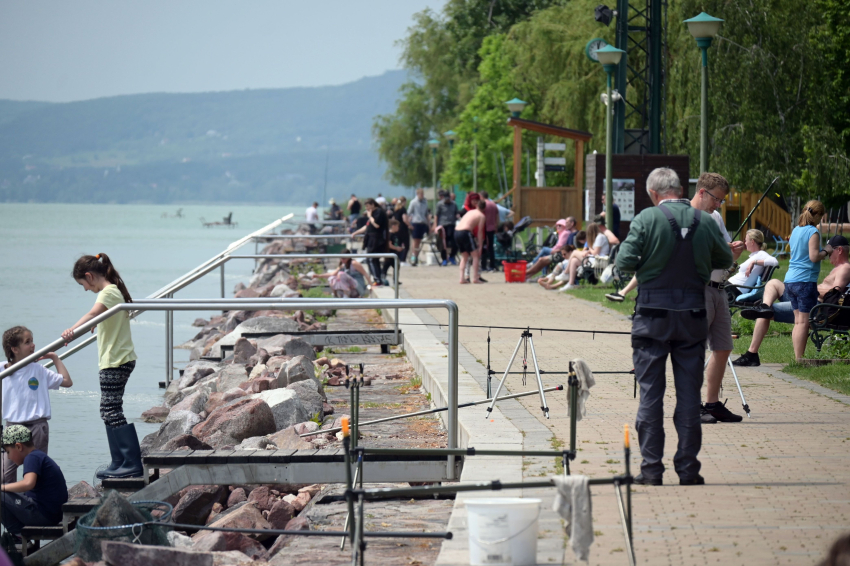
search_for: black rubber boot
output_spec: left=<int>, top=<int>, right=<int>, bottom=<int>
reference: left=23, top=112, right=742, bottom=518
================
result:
left=95, top=425, right=123, bottom=480
left=102, top=423, right=143, bottom=478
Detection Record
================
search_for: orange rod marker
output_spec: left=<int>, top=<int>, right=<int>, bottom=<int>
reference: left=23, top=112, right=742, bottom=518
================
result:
left=624, top=423, right=630, bottom=448
left=341, top=416, right=350, bottom=437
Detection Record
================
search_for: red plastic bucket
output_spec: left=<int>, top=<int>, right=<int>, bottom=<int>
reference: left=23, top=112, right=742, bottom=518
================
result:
left=502, top=260, right=527, bottom=283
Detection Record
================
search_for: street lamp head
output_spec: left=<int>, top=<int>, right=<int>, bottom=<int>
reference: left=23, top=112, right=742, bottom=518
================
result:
left=684, top=12, right=723, bottom=44
left=505, top=98, right=527, bottom=118
left=595, top=44, right=625, bottom=72
left=443, top=130, right=456, bottom=141
left=428, top=138, right=440, bottom=149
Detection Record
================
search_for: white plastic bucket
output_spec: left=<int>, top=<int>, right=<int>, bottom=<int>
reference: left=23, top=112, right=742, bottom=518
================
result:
left=465, top=498, right=541, bottom=566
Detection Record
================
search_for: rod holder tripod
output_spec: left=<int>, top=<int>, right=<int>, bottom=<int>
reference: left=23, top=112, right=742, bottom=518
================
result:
left=486, top=329, right=549, bottom=419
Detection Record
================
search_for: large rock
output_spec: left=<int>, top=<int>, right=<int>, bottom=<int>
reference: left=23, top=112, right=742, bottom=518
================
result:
left=179, top=363, right=220, bottom=390
left=166, top=374, right=218, bottom=408
left=249, top=389, right=309, bottom=431
left=236, top=436, right=275, bottom=450
left=280, top=355, right=313, bottom=387
left=267, top=425, right=314, bottom=450
left=210, top=317, right=300, bottom=357
left=192, top=531, right=268, bottom=561
left=171, top=389, right=209, bottom=414
left=102, top=541, right=213, bottom=566
left=286, top=380, right=323, bottom=419
left=172, top=485, right=228, bottom=526
left=232, top=338, right=257, bottom=365
left=258, top=337, right=291, bottom=358
left=202, top=502, right=271, bottom=542
left=227, top=488, right=247, bottom=508
left=192, top=398, right=276, bottom=448
left=267, top=499, right=295, bottom=530
left=205, top=387, right=248, bottom=414
left=141, top=406, right=169, bottom=423
left=141, top=410, right=203, bottom=455
left=161, top=434, right=213, bottom=452
left=167, top=530, right=195, bottom=549
left=247, top=486, right=275, bottom=512
left=215, top=366, right=250, bottom=393
left=268, top=516, right=311, bottom=558
left=67, top=480, right=98, bottom=500
left=283, top=338, right=316, bottom=361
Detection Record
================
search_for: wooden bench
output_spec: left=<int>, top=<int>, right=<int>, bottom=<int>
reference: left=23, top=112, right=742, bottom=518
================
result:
left=20, top=525, right=65, bottom=558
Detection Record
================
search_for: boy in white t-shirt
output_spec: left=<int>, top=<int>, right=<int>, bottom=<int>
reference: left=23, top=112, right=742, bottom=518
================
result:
left=2, top=326, right=73, bottom=483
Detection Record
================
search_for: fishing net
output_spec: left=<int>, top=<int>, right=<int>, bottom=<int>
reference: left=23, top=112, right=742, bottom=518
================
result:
left=73, top=492, right=172, bottom=562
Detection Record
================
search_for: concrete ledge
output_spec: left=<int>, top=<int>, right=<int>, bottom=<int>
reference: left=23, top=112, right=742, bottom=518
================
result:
left=373, top=287, right=565, bottom=565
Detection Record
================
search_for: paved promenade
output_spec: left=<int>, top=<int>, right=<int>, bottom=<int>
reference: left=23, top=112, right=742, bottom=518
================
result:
left=399, top=265, right=850, bottom=565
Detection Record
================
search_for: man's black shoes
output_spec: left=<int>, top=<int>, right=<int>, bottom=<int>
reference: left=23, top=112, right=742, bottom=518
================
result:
left=679, top=475, right=705, bottom=486
left=633, top=474, right=663, bottom=486
left=732, top=351, right=760, bottom=367
left=740, top=303, right=774, bottom=320
left=703, top=400, right=743, bottom=423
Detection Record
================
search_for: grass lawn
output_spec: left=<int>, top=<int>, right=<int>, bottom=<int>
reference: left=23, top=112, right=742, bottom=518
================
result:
left=557, top=256, right=850, bottom=395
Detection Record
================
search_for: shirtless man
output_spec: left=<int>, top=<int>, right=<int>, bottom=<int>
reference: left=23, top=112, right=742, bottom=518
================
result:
left=454, top=200, right=487, bottom=284
left=734, top=234, right=850, bottom=366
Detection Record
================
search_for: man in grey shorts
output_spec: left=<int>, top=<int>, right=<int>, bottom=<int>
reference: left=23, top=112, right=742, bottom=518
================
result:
left=690, top=173, right=745, bottom=423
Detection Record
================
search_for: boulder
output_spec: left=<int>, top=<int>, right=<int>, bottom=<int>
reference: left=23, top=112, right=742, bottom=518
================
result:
left=267, top=426, right=313, bottom=450
left=141, top=406, right=169, bottom=423
left=172, top=485, right=228, bottom=526
left=282, top=493, right=304, bottom=513
left=171, top=389, right=209, bottom=415
left=236, top=436, right=275, bottom=450
left=281, top=355, right=313, bottom=387
left=205, top=387, right=249, bottom=414
left=215, top=366, right=250, bottom=393
left=266, top=499, right=295, bottom=530
left=179, top=364, right=219, bottom=390
left=167, top=530, right=195, bottom=549
left=298, top=484, right=321, bottom=498
left=249, top=377, right=274, bottom=394
left=293, top=421, right=320, bottom=437
left=248, top=348, right=271, bottom=368
left=314, top=357, right=329, bottom=367
left=248, top=363, right=267, bottom=380
left=202, top=502, right=271, bottom=542
left=210, top=317, right=300, bottom=357
left=161, top=434, right=213, bottom=452
left=234, top=287, right=260, bottom=299
left=268, top=516, right=311, bottom=557
left=206, top=502, right=224, bottom=525
left=227, top=488, right=247, bottom=508
left=323, top=402, right=335, bottom=415
left=192, top=398, right=277, bottom=448
left=249, top=389, right=309, bottom=431
left=102, top=541, right=212, bottom=566
left=193, top=531, right=269, bottom=561
left=286, top=380, right=323, bottom=419
left=141, top=410, right=203, bottom=455
left=192, top=318, right=208, bottom=327
left=68, top=480, right=98, bottom=500
left=265, top=355, right=292, bottom=374
left=247, top=486, right=275, bottom=512
left=232, top=338, right=257, bottom=365
left=294, top=491, right=311, bottom=510
left=283, top=338, right=316, bottom=361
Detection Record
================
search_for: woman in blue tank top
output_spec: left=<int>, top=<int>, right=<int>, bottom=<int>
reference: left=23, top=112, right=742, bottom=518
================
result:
left=784, top=200, right=831, bottom=360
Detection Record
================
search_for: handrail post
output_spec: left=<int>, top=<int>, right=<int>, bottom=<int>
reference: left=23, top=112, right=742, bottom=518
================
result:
left=447, top=301, right=459, bottom=480
left=393, top=255, right=399, bottom=344
left=165, top=292, right=174, bottom=386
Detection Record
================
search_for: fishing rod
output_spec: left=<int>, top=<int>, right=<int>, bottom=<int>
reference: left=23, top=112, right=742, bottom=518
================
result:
left=729, top=176, right=781, bottom=242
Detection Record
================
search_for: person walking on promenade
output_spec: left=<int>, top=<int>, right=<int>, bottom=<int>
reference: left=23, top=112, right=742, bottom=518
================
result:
left=1, top=327, right=73, bottom=483
left=690, top=173, right=746, bottom=424
left=61, top=254, right=143, bottom=479
left=348, top=194, right=362, bottom=221
left=391, top=196, right=411, bottom=265
left=455, top=200, right=487, bottom=284
left=615, top=168, right=732, bottom=486
left=352, top=198, right=389, bottom=285
left=434, top=191, right=460, bottom=266
left=408, top=188, right=430, bottom=266
left=481, top=192, right=500, bottom=271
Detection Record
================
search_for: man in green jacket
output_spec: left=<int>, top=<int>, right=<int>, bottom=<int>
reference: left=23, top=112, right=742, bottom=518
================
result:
left=615, top=167, right=732, bottom=486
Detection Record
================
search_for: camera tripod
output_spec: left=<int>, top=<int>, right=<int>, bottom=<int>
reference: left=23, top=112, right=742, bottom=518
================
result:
left=486, top=328, right=550, bottom=419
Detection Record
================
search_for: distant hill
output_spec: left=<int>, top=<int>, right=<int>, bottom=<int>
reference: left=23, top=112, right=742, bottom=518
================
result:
left=0, top=71, right=407, bottom=204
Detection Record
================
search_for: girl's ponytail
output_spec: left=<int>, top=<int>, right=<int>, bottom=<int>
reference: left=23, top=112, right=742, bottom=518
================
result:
left=72, top=254, right=133, bottom=303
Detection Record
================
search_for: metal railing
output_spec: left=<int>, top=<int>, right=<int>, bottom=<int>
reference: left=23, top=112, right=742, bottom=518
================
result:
left=0, top=298, right=460, bottom=479
left=41, top=214, right=295, bottom=369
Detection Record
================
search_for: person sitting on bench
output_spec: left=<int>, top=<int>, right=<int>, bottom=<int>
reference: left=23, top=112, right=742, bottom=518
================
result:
left=733, top=235, right=850, bottom=367
left=0, top=425, right=68, bottom=537
left=725, top=229, right=779, bottom=298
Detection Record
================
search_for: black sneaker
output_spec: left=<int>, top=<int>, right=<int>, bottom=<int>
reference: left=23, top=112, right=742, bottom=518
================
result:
left=679, top=475, right=705, bottom=486
left=700, top=404, right=717, bottom=424
left=740, top=304, right=774, bottom=320
left=633, top=473, right=663, bottom=486
left=704, top=400, right=743, bottom=423
left=732, top=351, right=760, bottom=367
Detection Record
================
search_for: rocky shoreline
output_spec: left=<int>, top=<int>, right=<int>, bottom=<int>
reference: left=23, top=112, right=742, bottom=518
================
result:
left=59, top=232, right=449, bottom=566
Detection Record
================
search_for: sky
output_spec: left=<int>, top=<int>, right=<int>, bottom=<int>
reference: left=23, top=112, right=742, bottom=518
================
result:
left=0, top=1, right=446, bottom=103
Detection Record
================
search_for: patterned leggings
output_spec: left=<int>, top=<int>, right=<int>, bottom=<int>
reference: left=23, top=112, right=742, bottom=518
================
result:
left=100, top=361, right=135, bottom=427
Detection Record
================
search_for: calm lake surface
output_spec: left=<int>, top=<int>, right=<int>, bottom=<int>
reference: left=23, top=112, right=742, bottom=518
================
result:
left=0, top=203, right=305, bottom=485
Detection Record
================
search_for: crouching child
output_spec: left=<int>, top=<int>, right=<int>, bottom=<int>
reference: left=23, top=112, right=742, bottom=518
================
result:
left=0, top=425, right=68, bottom=536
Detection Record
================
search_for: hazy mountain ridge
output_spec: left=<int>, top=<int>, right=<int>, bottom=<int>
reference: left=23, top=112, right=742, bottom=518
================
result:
left=0, top=71, right=407, bottom=204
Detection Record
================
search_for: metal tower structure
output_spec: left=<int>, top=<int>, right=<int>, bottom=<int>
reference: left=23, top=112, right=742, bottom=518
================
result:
left=611, top=0, right=667, bottom=155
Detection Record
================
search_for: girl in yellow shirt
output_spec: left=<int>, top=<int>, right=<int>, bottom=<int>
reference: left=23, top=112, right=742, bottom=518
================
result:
left=61, top=254, right=141, bottom=479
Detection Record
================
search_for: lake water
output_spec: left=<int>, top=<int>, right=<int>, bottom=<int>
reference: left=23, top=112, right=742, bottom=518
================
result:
left=0, top=203, right=305, bottom=485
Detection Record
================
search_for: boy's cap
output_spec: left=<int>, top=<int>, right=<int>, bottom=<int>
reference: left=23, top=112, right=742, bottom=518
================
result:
left=828, top=235, right=848, bottom=247
left=3, top=424, right=31, bottom=445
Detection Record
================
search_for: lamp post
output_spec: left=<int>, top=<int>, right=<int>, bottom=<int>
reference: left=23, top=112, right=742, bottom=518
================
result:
left=684, top=12, right=723, bottom=174
left=596, top=45, right=625, bottom=230
left=472, top=117, right=479, bottom=193
left=428, top=138, right=440, bottom=214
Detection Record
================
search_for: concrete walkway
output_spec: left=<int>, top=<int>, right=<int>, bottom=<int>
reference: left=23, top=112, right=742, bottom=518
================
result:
left=397, top=264, right=850, bottom=566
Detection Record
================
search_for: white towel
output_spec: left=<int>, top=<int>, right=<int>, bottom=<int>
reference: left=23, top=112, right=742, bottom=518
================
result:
left=552, top=475, right=594, bottom=561
left=569, top=359, right=596, bottom=421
